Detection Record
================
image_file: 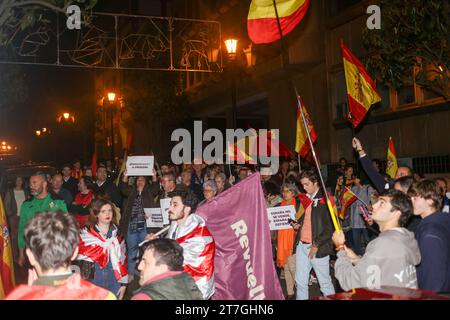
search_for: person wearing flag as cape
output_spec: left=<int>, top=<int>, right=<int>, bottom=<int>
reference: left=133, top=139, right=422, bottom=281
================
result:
left=145, top=189, right=215, bottom=299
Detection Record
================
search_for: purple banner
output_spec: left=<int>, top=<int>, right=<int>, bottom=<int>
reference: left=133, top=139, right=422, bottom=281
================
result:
left=196, top=173, right=284, bottom=300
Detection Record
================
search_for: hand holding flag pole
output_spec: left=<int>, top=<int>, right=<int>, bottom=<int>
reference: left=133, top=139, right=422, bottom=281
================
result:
left=292, top=84, right=341, bottom=233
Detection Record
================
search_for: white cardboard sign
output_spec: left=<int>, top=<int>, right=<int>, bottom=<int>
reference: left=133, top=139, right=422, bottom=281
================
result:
left=126, top=156, right=154, bottom=176
left=159, top=198, right=171, bottom=225
left=145, top=208, right=164, bottom=228
left=267, top=205, right=296, bottom=231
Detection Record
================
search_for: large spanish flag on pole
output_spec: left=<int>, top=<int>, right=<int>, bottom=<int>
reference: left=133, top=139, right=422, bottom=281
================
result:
left=341, top=40, right=381, bottom=128
left=338, top=187, right=358, bottom=220
left=248, top=0, right=310, bottom=44
left=295, top=97, right=317, bottom=158
left=386, top=137, right=398, bottom=179
left=0, top=196, right=15, bottom=299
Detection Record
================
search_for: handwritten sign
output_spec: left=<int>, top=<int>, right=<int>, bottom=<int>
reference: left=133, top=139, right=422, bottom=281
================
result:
left=145, top=208, right=164, bottom=228
left=126, top=156, right=154, bottom=176
left=267, top=205, right=296, bottom=231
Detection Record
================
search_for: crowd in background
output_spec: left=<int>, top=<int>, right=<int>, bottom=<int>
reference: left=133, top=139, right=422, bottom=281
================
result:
left=2, top=136, right=450, bottom=300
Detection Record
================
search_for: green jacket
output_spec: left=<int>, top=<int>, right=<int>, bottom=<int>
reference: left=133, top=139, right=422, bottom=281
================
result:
left=18, top=193, right=68, bottom=249
left=134, top=272, right=204, bottom=300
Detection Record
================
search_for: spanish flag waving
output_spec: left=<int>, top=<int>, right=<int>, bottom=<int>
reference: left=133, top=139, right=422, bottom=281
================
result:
left=341, top=40, right=381, bottom=128
left=339, top=187, right=358, bottom=220
left=247, top=0, right=310, bottom=44
left=386, top=137, right=398, bottom=179
left=295, top=96, right=317, bottom=158
left=0, top=196, right=15, bottom=299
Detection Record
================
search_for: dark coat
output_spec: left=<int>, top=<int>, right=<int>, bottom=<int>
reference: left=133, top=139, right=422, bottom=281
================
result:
left=62, top=176, right=79, bottom=198
left=95, top=180, right=122, bottom=208
left=119, top=181, right=160, bottom=238
left=3, top=187, right=31, bottom=217
left=298, top=190, right=334, bottom=258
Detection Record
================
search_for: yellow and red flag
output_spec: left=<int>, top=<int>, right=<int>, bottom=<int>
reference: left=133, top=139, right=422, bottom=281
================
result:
left=0, top=196, right=15, bottom=299
left=338, top=187, right=358, bottom=219
left=386, top=137, right=398, bottom=179
left=295, top=97, right=317, bottom=158
left=247, top=0, right=310, bottom=44
left=341, top=40, right=381, bottom=128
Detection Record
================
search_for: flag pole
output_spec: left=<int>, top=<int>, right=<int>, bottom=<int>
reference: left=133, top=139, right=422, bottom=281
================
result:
left=292, top=84, right=341, bottom=233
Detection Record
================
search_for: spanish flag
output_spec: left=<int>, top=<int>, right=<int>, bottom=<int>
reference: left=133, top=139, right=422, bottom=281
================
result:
left=0, top=196, right=15, bottom=299
left=247, top=0, right=310, bottom=44
left=295, top=96, right=317, bottom=158
left=296, top=193, right=312, bottom=220
left=386, top=137, right=398, bottom=179
left=341, top=40, right=381, bottom=128
left=339, top=187, right=358, bottom=220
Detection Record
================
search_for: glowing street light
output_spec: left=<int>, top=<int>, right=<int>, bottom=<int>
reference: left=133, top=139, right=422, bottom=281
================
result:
left=36, top=130, right=41, bottom=137
left=107, top=92, right=116, bottom=102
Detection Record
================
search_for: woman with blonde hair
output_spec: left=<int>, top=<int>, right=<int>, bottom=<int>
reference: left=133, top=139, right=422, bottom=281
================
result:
left=77, top=198, right=128, bottom=299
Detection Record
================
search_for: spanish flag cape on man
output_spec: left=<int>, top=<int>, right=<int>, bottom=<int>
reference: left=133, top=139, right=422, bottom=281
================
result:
left=247, top=0, right=310, bottom=44
left=386, top=137, right=398, bottom=179
left=341, top=40, right=381, bottom=128
left=0, top=196, right=15, bottom=299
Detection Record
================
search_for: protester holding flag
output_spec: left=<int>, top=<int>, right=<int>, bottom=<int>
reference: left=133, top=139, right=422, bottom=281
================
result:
left=332, top=190, right=420, bottom=291
left=295, top=169, right=335, bottom=300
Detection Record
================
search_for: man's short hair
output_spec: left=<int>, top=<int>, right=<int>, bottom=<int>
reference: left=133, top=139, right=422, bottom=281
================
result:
left=168, top=189, right=198, bottom=213
left=162, top=172, right=176, bottom=182
left=394, top=176, right=414, bottom=192
left=408, top=179, right=443, bottom=211
left=32, top=171, right=47, bottom=180
left=399, top=165, right=414, bottom=177
left=140, top=239, right=184, bottom=272
left=203, top=180, right=218, bottom=193
left=24, top=211, right=79, bottom=272
left=62, top=164, right=71, bottom=170
left=381, top=189, right=413, bottom=227
left=96, top=164, right=107, bottom=172
left=299, top=169, right=319, bottom=184
left=51, top=172, right=63, bottom=179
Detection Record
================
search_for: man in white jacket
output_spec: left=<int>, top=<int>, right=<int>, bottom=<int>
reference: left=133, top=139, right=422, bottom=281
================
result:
left=332, top=189, right=421, bottom=291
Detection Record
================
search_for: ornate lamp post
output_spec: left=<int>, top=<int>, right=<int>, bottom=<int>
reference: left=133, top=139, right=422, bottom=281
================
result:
left=225, top=38, right=238, bottom=129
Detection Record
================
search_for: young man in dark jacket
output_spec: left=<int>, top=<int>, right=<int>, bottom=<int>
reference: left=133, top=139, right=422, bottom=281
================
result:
left=293, top=169, right=335, bottom=300
left=409, top=180, right=450, bottom=293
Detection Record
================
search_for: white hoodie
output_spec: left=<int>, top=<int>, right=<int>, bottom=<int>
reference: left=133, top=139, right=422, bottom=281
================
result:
left=335, top=228, right=421, bottom=291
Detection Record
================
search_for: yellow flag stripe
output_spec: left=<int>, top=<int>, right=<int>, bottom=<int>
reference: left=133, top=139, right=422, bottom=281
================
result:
left=343, top=58, right=381, bottom=110
left=248, top=0, right=307, bottom=20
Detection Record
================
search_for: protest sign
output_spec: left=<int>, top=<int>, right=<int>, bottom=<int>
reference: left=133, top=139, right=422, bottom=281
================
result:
left=125, top=156, right=154, bottom=176
left=266, top=205, right=296, bottom=231
left=144, top=208, right=164, bottom=228
left=159, top=198, right=170, bottom=225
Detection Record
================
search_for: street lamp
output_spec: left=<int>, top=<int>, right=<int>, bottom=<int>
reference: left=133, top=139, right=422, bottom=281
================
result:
left=36, top=130, right=41, bottom=137
left=225, top=38, right=238, bottom=129
left=106, top=92, right=117, bottom=166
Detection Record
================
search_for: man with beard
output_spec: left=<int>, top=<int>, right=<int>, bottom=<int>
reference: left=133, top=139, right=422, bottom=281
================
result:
left=17, top=172, right=67, bottom=267
left=146, top=189, right=215, bottom=299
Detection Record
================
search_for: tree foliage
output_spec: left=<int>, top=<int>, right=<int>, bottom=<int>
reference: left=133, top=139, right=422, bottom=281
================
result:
left=363, top=0, right=449, bottom=100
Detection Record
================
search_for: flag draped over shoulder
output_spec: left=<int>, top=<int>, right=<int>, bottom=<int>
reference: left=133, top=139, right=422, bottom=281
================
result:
left=295, top=97, right=317, bottom=158
left=338, top=187, right=358, bottom=220
left=196, top=173, right=284, bottom=300
left=0, top=196, right=15, bottom=299
left=341, top=40, right=381, bottom=128
left=247, top=0, right=310, bottom=44
left=386, top=137, right=398, bottom=179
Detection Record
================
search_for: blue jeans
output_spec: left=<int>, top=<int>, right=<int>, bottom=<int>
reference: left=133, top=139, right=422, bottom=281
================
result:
left=127, top=227, right=147, bottom=276
left=93, top=260, right=121, bottom=296
left=351, top=228, right=369, bottom=256
left=295, top=242, right=335, bottom=300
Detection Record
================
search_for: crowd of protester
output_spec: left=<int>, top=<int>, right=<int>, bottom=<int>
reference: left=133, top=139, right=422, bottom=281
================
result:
left=2, top=136, right=450, bottom=300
